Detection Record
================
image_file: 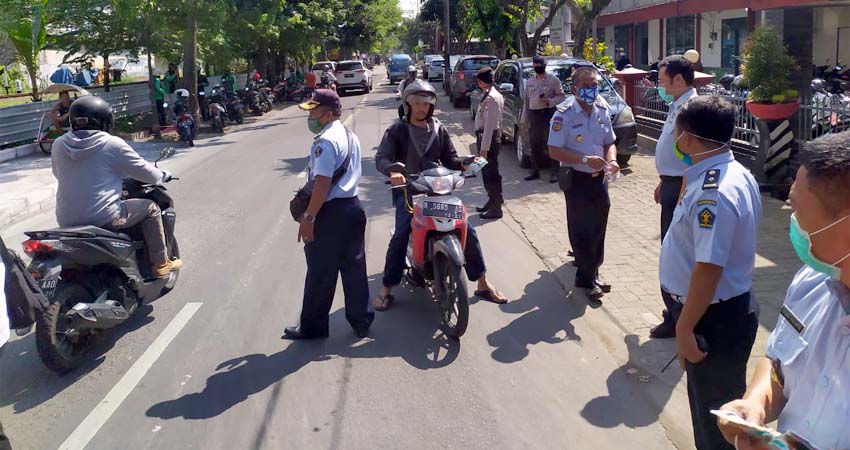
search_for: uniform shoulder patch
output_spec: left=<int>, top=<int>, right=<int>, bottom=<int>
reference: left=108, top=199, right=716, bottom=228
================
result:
left=702, top=169, right=721, bottom=190
left=556, top=98, right=574, bottom=113
left=314, top=145, right=323, bottom=157
left=552, top=116, right=563, bottom=131
left=698, top=207, right=716, bottom=229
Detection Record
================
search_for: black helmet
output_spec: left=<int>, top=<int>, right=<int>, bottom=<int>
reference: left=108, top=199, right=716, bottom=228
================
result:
left=69, top=96, right=113, bottom=132
left=719, top=74, right=735, bottom=91
left=810, top=78, right=825, bottom=93
left=402, top=79, right=437, bottom=120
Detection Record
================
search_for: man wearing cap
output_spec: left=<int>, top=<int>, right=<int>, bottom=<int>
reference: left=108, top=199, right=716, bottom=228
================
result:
left=523, top=55, right=566, bottom=183
left=284, top=89, right=373, bottom=340
left=474, top=66, right=505, bottom=219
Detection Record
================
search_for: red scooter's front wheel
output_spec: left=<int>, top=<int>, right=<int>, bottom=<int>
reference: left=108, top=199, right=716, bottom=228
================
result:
left=433, top=254, right=469, bottom=338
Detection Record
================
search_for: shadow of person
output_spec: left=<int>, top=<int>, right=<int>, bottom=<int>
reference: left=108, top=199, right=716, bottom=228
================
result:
left=146, top=280, right=460, bottom=421
left=580, top=334, right=682, bottom=429
left=485, top=269, right=587, bottom=364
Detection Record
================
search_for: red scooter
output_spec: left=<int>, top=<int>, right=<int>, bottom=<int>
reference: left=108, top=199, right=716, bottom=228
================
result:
left=384, top=160, right=482, bottom=338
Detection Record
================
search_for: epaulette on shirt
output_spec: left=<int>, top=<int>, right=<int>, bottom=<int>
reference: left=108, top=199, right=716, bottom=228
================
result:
left=702, top=169, right=720, bottom=190
left=556, top=97, right=574, bottom=113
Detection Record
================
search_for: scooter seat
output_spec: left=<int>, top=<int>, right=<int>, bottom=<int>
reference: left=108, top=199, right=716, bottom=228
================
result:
left=33, top=225, right=132, bottom=241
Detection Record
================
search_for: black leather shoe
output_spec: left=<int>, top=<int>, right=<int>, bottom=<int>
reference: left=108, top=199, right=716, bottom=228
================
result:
left=594, top=277, right=611, bottom=293
left=525, top=171, right=541, bottom=181
left=585, top=285, right=604, bottom=301
left=475, top=200, right=491, bottom=213
left=549, top=172, right=560, bottom=183
left=480, top=205, right=503, bottom=219
left=354, top=327, right=370, bottom=339
left=649, top=320, right=676, bottom=339
left=282, top=326, right=328, bottom=340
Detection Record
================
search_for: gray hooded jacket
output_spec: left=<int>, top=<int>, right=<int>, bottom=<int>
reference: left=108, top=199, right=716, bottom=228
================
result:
left=52, top=130, right=164, bottom=227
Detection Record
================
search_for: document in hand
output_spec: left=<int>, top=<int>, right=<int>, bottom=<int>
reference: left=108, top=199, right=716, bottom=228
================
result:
left=710, top=410, right=821, bottom=450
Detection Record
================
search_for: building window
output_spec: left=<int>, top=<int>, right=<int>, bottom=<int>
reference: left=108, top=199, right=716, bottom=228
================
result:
left=635, top=22, right=649, bottom=66
left=721, top=18, right=748, bottom=69
left=614, top=25, right=631, bottom=58
left=595, top=27, right=606, bottom=45
left=665, top=15, right=695, bottom=56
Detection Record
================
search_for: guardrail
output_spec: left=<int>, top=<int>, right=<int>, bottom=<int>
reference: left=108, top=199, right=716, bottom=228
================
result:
left=0, top=73, right=247, bottom=150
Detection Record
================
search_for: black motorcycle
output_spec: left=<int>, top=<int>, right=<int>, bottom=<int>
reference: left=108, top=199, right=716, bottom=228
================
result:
left=24, top=148, right=181, bottom=373
left=242, top=87, right=264, bottom=116
left=226, top=91, right=245, bottom=124
left=207, top=86, right=227, bottom=133
left=174, top=104, right=196, bottom=147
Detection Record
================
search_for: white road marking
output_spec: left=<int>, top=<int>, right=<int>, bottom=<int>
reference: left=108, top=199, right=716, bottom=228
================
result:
left=57, top=302, right=203, bottom=450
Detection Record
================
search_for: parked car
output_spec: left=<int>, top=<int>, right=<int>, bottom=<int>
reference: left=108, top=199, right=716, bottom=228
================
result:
left=388, top=54, right=413, bottom=84
left=335, top=60, right=373, bottom=94
left=448, top=55, right=500, bottom=107
left=311, top=61, right=336, bottom=76
left=423, top=55, right=440, bottom=79
left=427, top=57, right=445, bottom=82
left=470, top=56, right=638, bottom=167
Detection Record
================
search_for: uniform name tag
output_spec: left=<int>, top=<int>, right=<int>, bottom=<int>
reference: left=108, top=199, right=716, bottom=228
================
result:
left=780, top=305, right=806, bottom=334
left=571, top=123, right=583, bottom=129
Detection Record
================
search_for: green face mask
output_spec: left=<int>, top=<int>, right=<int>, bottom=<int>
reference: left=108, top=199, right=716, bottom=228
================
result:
left=308, top=117, right=324, bottom=134
left=789, top=213, right=850, bottom=279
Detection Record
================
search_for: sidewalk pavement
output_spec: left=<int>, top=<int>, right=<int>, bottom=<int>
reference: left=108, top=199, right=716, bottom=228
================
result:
left=434, top=93, right=800, bottom=449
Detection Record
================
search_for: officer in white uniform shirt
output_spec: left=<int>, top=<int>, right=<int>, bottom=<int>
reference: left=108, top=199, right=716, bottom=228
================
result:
left=718, top=131, right=850, bottom=450
left=547, top=66, right=619, bottom=301
left=651, top=54, right=699, bottom=339
left=658, top=96, right=762, bottom=450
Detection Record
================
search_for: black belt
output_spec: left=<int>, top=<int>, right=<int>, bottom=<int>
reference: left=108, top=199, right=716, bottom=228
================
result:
left=659, top=175, right=683, bottom=182
left=530, top=107, right=556, bottom=113
left=562, top=166, right=603, bottom=178
left=666, top=291, right=750, bottom=307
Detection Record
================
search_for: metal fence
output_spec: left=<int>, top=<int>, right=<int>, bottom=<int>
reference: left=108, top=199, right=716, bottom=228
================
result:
left=0, top=73, right=247, bottom=149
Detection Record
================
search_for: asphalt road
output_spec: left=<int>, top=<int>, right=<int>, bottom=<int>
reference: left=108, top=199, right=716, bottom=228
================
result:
left=0, top=68, right=677, bottom=450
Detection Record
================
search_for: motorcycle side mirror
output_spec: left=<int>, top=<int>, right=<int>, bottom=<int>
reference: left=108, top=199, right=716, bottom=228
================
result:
left=386, top=162, right=406, bottom=175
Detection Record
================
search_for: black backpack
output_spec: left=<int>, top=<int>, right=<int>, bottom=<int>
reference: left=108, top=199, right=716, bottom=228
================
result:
left=1, top=234, right=49, bottom=329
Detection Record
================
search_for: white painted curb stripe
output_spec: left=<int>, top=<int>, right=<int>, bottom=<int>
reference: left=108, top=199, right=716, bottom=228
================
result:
left=57, top=302, right=203, bottom=450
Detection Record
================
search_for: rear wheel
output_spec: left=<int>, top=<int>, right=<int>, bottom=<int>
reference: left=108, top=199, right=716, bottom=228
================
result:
left=39, top=140, right=52, bottom=155
left=35, top=283, right=95, bottom=374
left=433, top=254, right=469, bottom=339
left=515, top=126, right=531, bottom=168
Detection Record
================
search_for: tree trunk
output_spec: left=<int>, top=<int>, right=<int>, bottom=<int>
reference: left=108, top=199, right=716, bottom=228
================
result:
left=145, top=30, right=161, bottom=139
left=103, top=54, right=111, bottom=92
left=28, top=63, right=40, bottom=102
left=257, top=38, right=269, bottom=79
left=572, top=8, right=592, bottom=58
left=182, top=1, right=200, bottom=125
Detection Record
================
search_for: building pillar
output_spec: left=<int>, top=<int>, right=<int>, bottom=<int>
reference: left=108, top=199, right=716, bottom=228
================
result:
left=784, top=7, right=814, bottom=98
left=659, top=18, right=665, bottom=57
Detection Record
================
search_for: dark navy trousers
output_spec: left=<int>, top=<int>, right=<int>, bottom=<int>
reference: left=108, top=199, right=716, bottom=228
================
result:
left=300, top=197, right=373, bottom=335
left=382, top=192, right=487, bottom=287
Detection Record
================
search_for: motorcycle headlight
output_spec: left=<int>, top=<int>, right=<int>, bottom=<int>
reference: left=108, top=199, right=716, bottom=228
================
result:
left=424, top=175, right=454, bottom=195
left=614, top=105, right=635, bottom=126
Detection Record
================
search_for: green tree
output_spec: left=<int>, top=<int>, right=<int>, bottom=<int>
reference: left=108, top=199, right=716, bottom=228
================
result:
left=570, top=0, right=613, bottom=58
left=581, top=37, right=613, bottom=72
left=0, top=0, right=49, bottom=101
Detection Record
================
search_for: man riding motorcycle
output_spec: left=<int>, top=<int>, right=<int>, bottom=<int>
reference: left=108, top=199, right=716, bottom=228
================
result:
left=374, top=80, right=507, bottom=310
left=51, top=96, right=182, bottom=278
left=320, top=65, right=337, bottom=92
left=395, top=65, right=419, bottom=119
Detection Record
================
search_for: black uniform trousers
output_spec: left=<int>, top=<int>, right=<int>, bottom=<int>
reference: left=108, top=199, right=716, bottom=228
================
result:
left=476, top=130, right=503, bottom=205
left=529, top=108, right=557, bottom=173
left=561, top=168, right=610, bottom=287
left=659, top=175, right=685, bottom=323
left=300, top=197, right=374, bottom=336
left=669, top=292, right=758, bottom=450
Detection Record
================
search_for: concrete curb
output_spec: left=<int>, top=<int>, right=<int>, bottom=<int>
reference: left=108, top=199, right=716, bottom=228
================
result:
left=0, top=143, right=36, bottom=164
left=0, top=188, right=56, bottom=232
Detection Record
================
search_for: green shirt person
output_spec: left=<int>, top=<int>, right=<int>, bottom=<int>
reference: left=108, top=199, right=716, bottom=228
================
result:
left=163, top=63, right=179, bottom=94
left=154, top=77, right=165, bottom=101
left=222, top=71, right=236, bottom=93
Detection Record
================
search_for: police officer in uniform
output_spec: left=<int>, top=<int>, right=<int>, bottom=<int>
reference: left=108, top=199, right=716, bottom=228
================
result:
left=717, top=131, right=850, bottom=450
left=524, top=56, right=566, bottom=183
left=474, top=66, right=505, bottom=219
left=547, top=66, right=618, bottom=300
left=659, top=96, right=761, bottom=450
left=284, top=89, right=373, bottom=339
left=651, top=54, right=699, bottom=339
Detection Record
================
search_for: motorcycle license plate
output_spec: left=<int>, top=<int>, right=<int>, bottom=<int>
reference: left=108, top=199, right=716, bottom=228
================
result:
left=422, top=201, right=463, bottom=220
left=345, top=74, right=354, bottom=78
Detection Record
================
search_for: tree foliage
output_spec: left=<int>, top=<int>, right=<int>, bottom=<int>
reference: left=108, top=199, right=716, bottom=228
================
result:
left=581, top=37, right=613, bottom=72
left=0, top=0, right=49, bottom=100
left=570, top=0, right=612, bottom=57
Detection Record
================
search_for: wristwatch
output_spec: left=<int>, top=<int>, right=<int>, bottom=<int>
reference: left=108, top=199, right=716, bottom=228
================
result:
left=301, top=212, right=316, bottom=223
left=581, top=155, right=589, bottom=164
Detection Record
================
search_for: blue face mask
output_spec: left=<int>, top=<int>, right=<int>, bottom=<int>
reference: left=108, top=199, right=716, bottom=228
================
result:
left=577, top=87, right=598, bottom=105
left=674, top=131, right=727, bottom=166
left=790, top=213, right=850, bottom=279
left=657, top=86, right=675, bottom=104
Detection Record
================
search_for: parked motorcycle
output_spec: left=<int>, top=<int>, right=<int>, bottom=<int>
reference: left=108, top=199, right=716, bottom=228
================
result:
left=207, top=86, right=227, bottom=133
left=382, top=160, right=481, bottom=338
left=259, top=86, right=274, bottom=111
left=242, top=87, right=264, bottom=116
left=174, top=103, right=196, bottom=147
left=226, top=91, right=245, bottom=124
left=24, top=147, right=181, bottom=373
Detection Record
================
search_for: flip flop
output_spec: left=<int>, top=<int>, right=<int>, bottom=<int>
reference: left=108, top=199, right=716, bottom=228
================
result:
left=373, top=294, right=395, bottom=311
left=475, top=289, right=507, bottom=304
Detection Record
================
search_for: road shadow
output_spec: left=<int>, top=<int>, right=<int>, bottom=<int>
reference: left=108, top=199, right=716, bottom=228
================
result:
left=581, top=334, right=682, bottom=429
left=0, top=304, right=157, bottom=414
left=486, top=268, right=587, bottom=364
left=274, top=156, right=310, bottom=177
left=146, top=275, right=460, bottom=421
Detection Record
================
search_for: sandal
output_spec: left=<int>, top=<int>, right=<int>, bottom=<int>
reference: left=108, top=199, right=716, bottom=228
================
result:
left=475, top=289, right=507, bottom=304
left=373, top=294, right=395, bottom=311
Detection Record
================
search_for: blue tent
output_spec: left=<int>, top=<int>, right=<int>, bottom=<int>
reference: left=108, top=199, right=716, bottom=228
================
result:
left=49, top=67, right=74, bottom=85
